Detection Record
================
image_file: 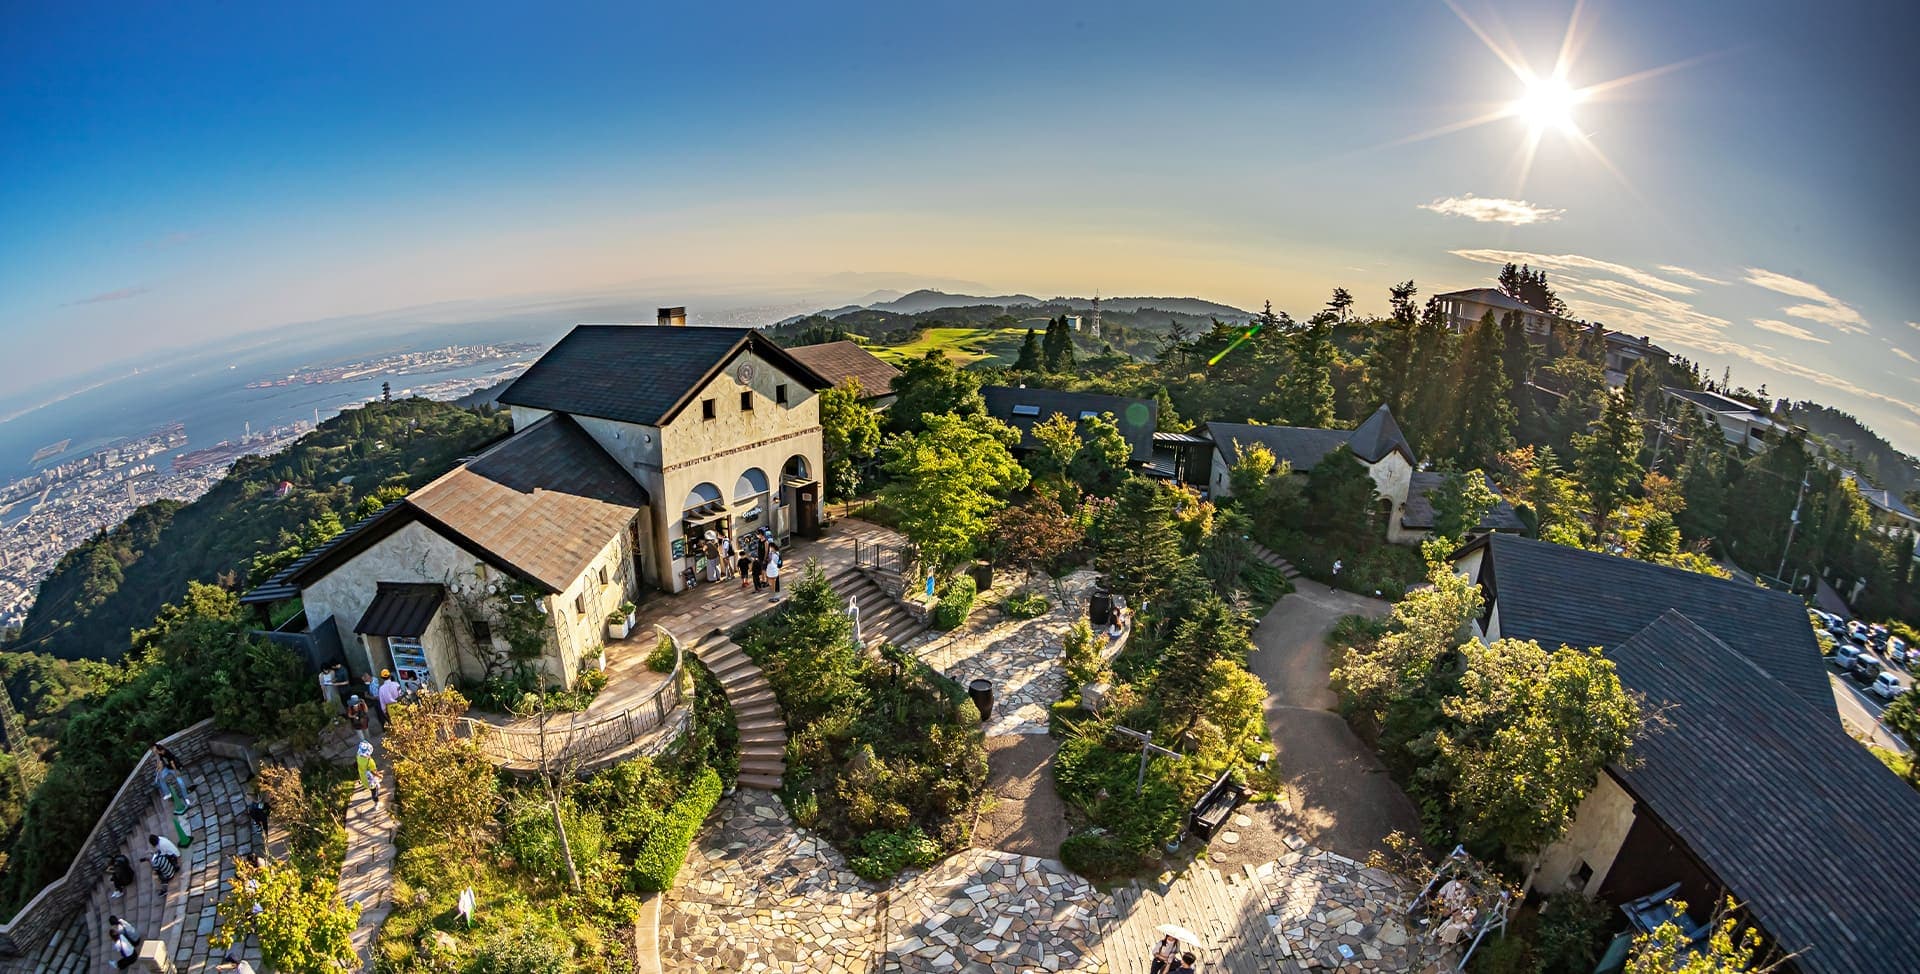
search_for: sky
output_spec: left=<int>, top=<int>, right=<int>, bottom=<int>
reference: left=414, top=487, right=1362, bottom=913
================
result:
left=3, top=0, right=1918, bottom=450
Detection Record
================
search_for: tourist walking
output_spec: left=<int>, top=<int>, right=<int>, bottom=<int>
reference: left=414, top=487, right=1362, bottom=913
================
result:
left=357, top=740, right=382, bottom=808
left=246, top=792, right=271, bottom=838
left=346, top=695, right=371, bottom=743
left=108, top=852, right=135, bottom=899
left=765, top=545, right=783, bottom=601
left=148, top=836, right=180, bottom=895
left=1151, top=935, right=1181, bottom=974
left=153, top=743, right=193, bottom=808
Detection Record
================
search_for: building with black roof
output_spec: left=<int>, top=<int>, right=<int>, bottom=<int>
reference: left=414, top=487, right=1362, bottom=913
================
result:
left=980, top=385, right=1159, bottom=463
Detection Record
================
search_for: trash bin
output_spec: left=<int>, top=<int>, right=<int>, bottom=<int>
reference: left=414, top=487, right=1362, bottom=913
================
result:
left=1089, top=587, right=1112, bottom=626
left=969, top=562, right=993, bottom=592
left=968, top=679, right=993, bottom=721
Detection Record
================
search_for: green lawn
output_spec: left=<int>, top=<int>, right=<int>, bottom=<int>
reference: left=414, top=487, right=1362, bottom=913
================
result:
left=862, top=326, right=1037, bottom=367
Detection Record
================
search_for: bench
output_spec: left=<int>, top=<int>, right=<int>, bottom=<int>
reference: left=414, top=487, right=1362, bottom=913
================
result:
left=1187, top=769, right=1247, bottom=841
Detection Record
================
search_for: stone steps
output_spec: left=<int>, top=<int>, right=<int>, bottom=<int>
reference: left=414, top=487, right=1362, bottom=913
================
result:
left=827, top=565, right=929, bottom=650
left=684, top=634, right=787, bottom=792
left=1249, top=542, right=1303, bottom=580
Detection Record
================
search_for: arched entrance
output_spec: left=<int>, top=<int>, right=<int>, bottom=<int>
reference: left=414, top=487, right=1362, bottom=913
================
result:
left=780, top=454, right=821, bottom=539
left=679, top=483, right=727, bottom=583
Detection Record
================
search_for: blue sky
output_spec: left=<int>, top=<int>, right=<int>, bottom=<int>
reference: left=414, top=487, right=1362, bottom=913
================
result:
left=3, top=1, right=1918, bottom=448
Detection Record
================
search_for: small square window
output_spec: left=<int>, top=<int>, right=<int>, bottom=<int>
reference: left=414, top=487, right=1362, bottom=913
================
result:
left=470, top=619, right=492, bottom=644
left=775, top=383, right=789, bottom=404
left=598, top=566, right=609, bottom=585
left=740, top=391, right=754, bottom=411
left=701, top=398, right=716, bottom=420
left=574, top=593, right=586, bottom=614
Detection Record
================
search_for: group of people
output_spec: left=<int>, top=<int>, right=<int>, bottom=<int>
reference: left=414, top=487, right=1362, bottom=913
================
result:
left=1151, top=935, right=1202, bottom=973
left=683, top=526, right=786, bottom=601
left=322, top=662, right=405, bottom=743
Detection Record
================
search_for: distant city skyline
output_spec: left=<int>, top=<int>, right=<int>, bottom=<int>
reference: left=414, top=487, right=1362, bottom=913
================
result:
left=2, top=1, right=1917, bottom=449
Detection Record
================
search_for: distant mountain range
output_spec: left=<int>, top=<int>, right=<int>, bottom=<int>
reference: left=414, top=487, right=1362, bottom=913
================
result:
left=779, top=289, right=1251, bottom=325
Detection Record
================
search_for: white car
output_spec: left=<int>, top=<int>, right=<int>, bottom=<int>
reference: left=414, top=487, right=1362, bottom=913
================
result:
left=1869, top=672, right=1906, bottom=701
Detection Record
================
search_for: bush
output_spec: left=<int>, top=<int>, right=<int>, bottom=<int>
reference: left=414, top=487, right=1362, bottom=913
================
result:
left=647, top=634, right=677, bottom=673
left=1004, top=590, right=1050, bottom=619
left=629, top=767, right=723, bottom=892
left=1328, top=614, right=1391, bottom=652
left=463, top=670, right=535, bottom=714
left=932, top=576, right=977, bottom=630
left=503, top=793, right=607, bottom=883
left=471, top=926, right=572, bottom=974
left=847, top=826, right=944, bottom=880
left=1059, top=831, right=1139, bottom=880
left=1533, top=891, right=1610, bottom=973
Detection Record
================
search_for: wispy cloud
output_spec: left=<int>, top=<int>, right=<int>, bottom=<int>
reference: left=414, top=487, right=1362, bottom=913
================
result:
left=1420, top=195, right=1564, bottom=226
left=68, top=285, right=151, bottom=306
left=1891, top=346, right=1918, bottom=365
left=1689, top=337, right=1920, bottom=427
left=1449, top=249, right=1695, bottom=295
left=1750, top=318, right=1829, bottom=344
left=1657, top=265, right=1727, bottom=286
left=1741, top=267, right=1868, bottom=334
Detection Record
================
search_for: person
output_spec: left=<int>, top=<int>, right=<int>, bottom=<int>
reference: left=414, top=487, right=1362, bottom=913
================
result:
left=108, top=852, right=135, bottom=899
left=318, top=665, right=339, bottom=709
left=346, top=695, right=371, bottom=743
left=357, top=740, right=382, bottom=807
left=247, top=793, right=271, bottom=837
left=706, top=540, right=722, bottom=582
left=377, top=669, right=404, bottom=718
left=765, top=545, right=783, bottom=601
left=153, top=751, right=191, bottom=812
left=150, top=832, right=180, bottom=861
left=149, top=841, right=179, bottom=895
left=108, top=915, right=140, bottom=946
left=1150, top=934, right=1181, bottom=974
left=328, top=663, right=351, bottom=715
left=1331, top=559, right=1343, bottom=577
left=113, top=927, right=139, bottom=969
left=720, top=535, right=735, bottom=578
left=693, top=548, right=708, bottom=585
left=359, top=671, right=383, bottom=727
left=738, top=548, right=754, bottom=590
left=1177, top=951, right=1199, bottom=972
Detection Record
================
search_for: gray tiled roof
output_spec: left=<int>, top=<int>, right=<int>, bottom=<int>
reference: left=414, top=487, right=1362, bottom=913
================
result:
left=1467, top=534, right=1833, bottom=717
left=1345, top=405, right=1415, bottom=464
left=1607, top=611, right=1920, bottom=974
left=242, top=502, right=405, bottom=604
left=354, top=582, right=446, bottom=637
left=1205, top=422, right=1353, bottom=472
left=1398, top=471, right=1525, bottom=532
left=981, top=386, right=1158, bottom=461
left=497, top=325, right=830, bottom=427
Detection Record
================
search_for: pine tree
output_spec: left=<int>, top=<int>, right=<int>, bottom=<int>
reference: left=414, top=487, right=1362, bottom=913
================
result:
left=1014, top=328, right=1042, bottom=371
left=1575, top=393, right=1646, bottom=538
left=1041, top=315, right=1075, bottom=372
left=1449, top=312, right=1517, bottom=469
left=1328, top=287, right=1355, bottom=322
left=1276, top=313, right=1337, bottom=427
left=1407, top=297, right=1460, bottom=458
left=1092, top=478, right=1185, bottom=601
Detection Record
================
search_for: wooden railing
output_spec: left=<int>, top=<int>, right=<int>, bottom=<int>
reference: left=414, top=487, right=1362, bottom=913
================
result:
left=460, top=626, right=687, bottom=773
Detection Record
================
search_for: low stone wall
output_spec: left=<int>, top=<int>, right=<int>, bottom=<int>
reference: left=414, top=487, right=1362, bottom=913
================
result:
left=0, top=717, right=219, bottom=957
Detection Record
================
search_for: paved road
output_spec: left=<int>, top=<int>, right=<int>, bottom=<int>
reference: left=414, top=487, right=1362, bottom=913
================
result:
left=1830, top=671, right=1912, bottom=754
left=1245, top=578, right=1424, bottom=861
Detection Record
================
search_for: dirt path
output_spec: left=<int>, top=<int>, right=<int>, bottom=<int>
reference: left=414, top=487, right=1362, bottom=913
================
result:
left=971, top=734, right=1068, bottom=858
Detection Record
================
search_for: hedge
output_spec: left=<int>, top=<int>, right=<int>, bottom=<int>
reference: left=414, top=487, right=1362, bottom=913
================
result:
left=629, top=767, right=723, bottom=892
left=933, top=576, right=977, bottom=630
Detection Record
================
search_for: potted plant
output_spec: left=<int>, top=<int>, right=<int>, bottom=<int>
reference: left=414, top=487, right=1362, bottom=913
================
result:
left=607, top=610, right=630, bottom=640
left=620, top=601, right=637, bottom=630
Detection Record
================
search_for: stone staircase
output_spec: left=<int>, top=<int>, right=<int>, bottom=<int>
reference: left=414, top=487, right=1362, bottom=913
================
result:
left=19, top=756, right=263, bottom=973
left=1250, top=542, right=1303, bottom=582
left=684, top=631, right=788, bottom=792
left=823, top=564, right=929, bottom=650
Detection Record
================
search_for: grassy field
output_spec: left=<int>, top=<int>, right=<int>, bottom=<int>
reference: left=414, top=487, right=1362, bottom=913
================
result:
left=861, top=325, right=1040, bottom=367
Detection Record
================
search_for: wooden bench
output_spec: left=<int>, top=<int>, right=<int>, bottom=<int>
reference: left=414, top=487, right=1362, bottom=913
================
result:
left=1187, top=770, right=1247, bottom=841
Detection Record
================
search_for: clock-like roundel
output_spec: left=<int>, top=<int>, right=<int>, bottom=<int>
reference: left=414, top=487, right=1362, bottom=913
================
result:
left=737, top=362, right=756, bottom=385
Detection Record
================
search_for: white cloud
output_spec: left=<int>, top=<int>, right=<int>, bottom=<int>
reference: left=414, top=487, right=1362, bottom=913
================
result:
left=1891, top=346, right=1918, bottom=365
left=1749, top=318, right=1829, bottom=344
left=1449, top=249, right=1695, bottom=295
left=1657, top=265, right=1728, bottom=286
left=1741, top=267, right=1869, bottom=334
left=1688, top=337, right=1920, bottom=427
left=1420, top=195, right=1564, bottom=226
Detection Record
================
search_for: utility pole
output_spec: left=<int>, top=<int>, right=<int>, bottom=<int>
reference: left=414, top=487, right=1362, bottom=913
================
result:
left=1776, top=472, right=1810, bottom=583
left=1112, top=726, right=1181, bottom=795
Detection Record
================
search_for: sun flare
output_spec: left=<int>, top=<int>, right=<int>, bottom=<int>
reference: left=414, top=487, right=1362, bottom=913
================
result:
left=1512, top=74, right=1582, bottom=136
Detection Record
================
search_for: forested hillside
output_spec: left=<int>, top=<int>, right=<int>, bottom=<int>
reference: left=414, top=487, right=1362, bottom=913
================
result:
left=1793, top=400, right=1920, bottom=499
left=12, top=398, right=511, bottom=660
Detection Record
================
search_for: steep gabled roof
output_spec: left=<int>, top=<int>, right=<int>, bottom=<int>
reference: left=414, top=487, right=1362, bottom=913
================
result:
left=783, top=341, right=902, bottom=400
left=354, top=582, right=446, bottom=637
left=1454, top=534, right=1832, bottom=716
left=1345, top=404, right=1416, bottom=465
left=497, top=325, right=832, bottom=427
left=1606, top=611, right=1920, bottom=974
left=1204, top=422, right=1353, bottom=472
left=981, top=386, right=1158, bottom=461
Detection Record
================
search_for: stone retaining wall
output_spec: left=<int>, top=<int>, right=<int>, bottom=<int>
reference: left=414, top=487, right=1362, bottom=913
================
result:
left=0, top=718, right=218, bottom=956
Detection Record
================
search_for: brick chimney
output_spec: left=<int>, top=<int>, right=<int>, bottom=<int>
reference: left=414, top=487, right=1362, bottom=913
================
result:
left=657, top=306, right=686, bottom=327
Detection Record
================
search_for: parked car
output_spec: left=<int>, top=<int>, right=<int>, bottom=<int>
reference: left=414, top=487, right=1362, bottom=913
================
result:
left=1888, top=636, right=1911, bottom=667
left=1869, top=672, right=1906, bottom=701
left=1833, top=643, right=1863, bottom=669
left=1852, top=654, right=1883, bottom=681
left=1812, top=610, right=1842, bottom=632
left=1847, top=620, right=1870, bottom=641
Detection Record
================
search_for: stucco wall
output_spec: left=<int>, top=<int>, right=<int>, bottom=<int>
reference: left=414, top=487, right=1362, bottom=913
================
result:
left=539, top=530, right=634, bottom=687
left=1531, top=772, right=1639, bottom=896
left=301, top=520, right=489, bottom=684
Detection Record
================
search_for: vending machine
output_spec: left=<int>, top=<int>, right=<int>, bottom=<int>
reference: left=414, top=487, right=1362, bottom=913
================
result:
left=388, top=639, right=434, bottom=695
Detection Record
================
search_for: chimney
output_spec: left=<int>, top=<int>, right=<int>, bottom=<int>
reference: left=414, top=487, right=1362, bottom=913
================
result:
left=657, top=306, right=686, bottom=327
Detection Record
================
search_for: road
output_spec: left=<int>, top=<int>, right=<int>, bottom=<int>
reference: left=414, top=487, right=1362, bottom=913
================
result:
left=1243, top=578, right=1425, bottom=860
left=1829, top=668, right=1911, bottom=754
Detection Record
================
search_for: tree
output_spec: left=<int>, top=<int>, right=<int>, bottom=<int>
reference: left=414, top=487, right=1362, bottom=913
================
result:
left=887, top=350, right=985, bottom=434
left=1627, top=898, right=1789, bottom=973
left=988, top=496, right=1084, bottom=580
left=760, top=561, right=866, bottom=723
left=1043, top=315, right=1076, bottom=372
left=1027, top=412, right=1082, bottom=499
left=1497, top=445, right=1586, bottom=544
left=213, top=856, right=358, bottom=973
left=1388, top=281, right=1420, bottom=325
left=1069, top=412, right=1134, bottom=497
left=1633, top=511, right=1682, bottom=561
left=1406, top=297, right=1460, bottom=457
left=1152, top=594, right=1251, bottom=739
left=1305, top=446, right=1378, bottom=544
left=1431, top=469, right=1500, bottom=543
left=384, top=688, right=498, bottom=855
left=1092, top=478, right=1186, bottom=601
left=1200, top=507, right=1256, bottom=595
left=1497, top=262, right=1567, bottom=316
left=1227, top=440, right=1278, bottom=500
left=1014, top=327, right=1043, bottom=371
left=1277, top=313, right=1337, bottom=428
left=1328, top=287, right=1355, bottom=322
left=1676, top=440, right=1728, bottom=543
left=1332, top=559, right=1484, bottom=737
left=1450, top=312, right=1517, bottom=469
left=879, top=412, right=1029, bottom=574
left=820, top=378, right=881, bottom=500
left=1576, top=394, right=1646, bottom=539
left=1430, top=639, right=1642, bottom=861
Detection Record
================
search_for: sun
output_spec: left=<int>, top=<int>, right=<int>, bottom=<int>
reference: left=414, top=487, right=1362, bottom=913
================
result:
left=1512, top=74, right=1583, bottom=136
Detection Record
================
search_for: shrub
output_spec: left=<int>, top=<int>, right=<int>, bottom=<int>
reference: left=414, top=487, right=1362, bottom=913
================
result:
left=463, top=670, right=535, bottom=714
left=1328, top=614, right=1391, bottom=652
left=470, top=926, right=571, bottom=974
left=503, top=793, right=607, bottom=883
left=1059, top=831, right=1139, bottom=880
left=846, top=826, right=943, bottom=880
left=932, top=576, right=977, bottom=630
left=629, top=767, right=723, bottom=892
left=647, top=634, right=677, bottom=673
left=1004, top=590, right=1050, bottom=619
left=1533, top=891, right=1610, bottom=973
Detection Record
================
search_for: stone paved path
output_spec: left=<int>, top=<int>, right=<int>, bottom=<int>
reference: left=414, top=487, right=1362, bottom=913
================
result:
left=341, top=728, right=397, bottom=970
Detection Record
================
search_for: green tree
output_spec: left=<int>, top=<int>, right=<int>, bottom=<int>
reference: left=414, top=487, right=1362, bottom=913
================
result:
left=1450, top=312, right=1517, bottom=469
left=1093, top=478, right=1186, bottom=602
left=1633, top=511, right=1682, bottom=561
left=1043, top=315, right=1076, bottom=372
left=1431, top=469, right=1500, bottom=543
left=1627, top=898, right=1787, bottom=973
left=1406, top=298, right=1460, bottom=457
left=879, top=412, right=1029, bottom=574
left=820, top=378, right=881, bottom=500
left=1068, top=412, right=1133, bottom=497
left=1331, top=560, right=1483, bottom=737
left=1277, top=313, right=1337, bottom=428
left=1676, top=438, right=1728, bottom=543
left=385, top=688, right=498, bottom=855
left=1328, top=287, right=1355, bottom=322
left=1227, top=441, right=1278, bottom=500
left=1152, top=594, right=1251, bottom=739
left=1430, top=639, right=1641, bottom=861
left=1497, top=262, right=1568, bottom=316
left=1200, top=507, right=1257, bottom=595
left=1305, top=446, right=1378, bottom=544
left=760, top=562, right=866, bottom=722
left=213, top=856, right=358, bottom=973
left=887, top=350, right=986, bottom=434
left=1575, top=394, right=1646, bottom=538
left=1014, top=327, right=1043, bottom=371
left=1028, top=412, right=1082, bottom=498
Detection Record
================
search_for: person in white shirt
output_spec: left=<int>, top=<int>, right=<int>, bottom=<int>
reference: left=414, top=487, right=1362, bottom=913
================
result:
left=377, top=671, right=403, bottom=715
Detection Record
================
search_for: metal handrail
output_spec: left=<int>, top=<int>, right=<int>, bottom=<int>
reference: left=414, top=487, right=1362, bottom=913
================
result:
left=462, top=627, right=685, bottom=770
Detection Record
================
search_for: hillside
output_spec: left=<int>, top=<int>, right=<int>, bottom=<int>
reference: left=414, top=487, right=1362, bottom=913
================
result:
left=11, top=398, right=511, bottom=660
left=1794, top=400, right=1920, bottom=498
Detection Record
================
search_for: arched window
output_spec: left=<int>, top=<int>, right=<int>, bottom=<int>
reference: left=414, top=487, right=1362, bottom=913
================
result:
left=683, top=482, right=722, bottom=511
left=782, top=454, right=811, bottom=480
left=733, top=467, right=769, bottom=503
